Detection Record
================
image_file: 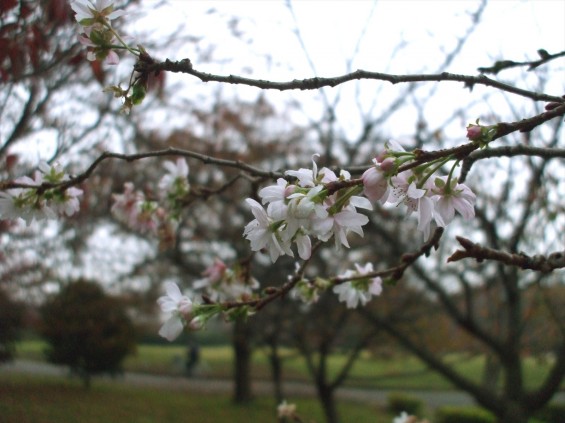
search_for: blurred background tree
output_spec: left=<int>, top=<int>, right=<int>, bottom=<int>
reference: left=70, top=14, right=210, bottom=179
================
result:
left=39, top=279, right=137, bottom=388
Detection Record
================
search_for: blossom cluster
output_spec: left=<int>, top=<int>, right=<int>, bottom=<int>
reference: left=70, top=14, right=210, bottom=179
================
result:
left=244, top=143, right=476, bottom=261
left=71, top=0, right=126, bottom=64
left=244, top=155, right=372, bottom=263
left=0, top=162, right=83, bottom=225
left=361, top=140, right=476, bottom=240
left=111, top=158, right=189, bottom=234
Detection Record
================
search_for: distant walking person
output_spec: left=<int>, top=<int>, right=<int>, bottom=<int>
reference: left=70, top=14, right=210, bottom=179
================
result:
left=185, top=342, right=199, bottom=377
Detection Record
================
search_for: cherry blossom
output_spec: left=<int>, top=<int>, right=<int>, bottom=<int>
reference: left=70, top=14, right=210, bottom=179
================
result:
left=332, top=263, right=383, bottom=308
left=431, top=176, right=476, bottom=225
left=243, top=198, right=291, bottom=262
left=71, top=0, right=127, bottom=64
left=71, top=0, right=125, bottom=30
left=389, top=172, right=436, bottom=239
left=157, top=282, right=193, bottom=341
left=159, top=158, right=190, bottom=194
left=0, top=163, right=83, bottom=225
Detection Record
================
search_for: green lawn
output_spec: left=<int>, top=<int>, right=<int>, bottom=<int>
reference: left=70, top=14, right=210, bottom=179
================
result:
left=0, top=373, right=389, bottom=423
left=15, top=340, right=561, bottom=391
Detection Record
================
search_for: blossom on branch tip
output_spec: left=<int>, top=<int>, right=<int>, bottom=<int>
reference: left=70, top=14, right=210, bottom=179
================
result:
left=466, top=120, right=497, bottom=145
left=157, top=282, right=193, bottom=341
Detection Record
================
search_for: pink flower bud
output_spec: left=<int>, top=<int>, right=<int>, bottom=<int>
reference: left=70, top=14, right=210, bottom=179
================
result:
left=362, top=166, right=389, bottom=203
left=375, top=150, right=388, bottom=163
left=466, top=125, right=482, bottom=141
left=380, top=157, right=395, bottom=172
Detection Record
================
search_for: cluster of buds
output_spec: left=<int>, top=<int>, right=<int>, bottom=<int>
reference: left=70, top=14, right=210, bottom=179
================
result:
left=0, top=162, right=83, bottom=225
left=244, top=154, right=372, bottom=263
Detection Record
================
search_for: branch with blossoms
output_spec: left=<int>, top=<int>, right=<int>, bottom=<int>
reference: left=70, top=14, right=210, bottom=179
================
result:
left=154, top=228, right=444, bottom=342
left=448, top=237, right=565, bottom=273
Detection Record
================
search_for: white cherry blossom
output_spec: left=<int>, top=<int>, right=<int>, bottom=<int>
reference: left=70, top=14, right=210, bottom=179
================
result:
left=432, top=176, right=476, bottom=225
left=157, top=282, right=193, bottom=341
left=158, top=158, right=189, bottom=194
left=71, top=0, right=125, bottom=29
left=333, top=263, right=383, bottom=308
left=243, top=198, right=291, bottom=262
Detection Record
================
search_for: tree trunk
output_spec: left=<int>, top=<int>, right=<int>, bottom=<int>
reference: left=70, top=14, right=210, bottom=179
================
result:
left=268, top=340, right=284, bottom=404
left=482, top=353, right=501, bottom=391
left=232, top=318, right=253, bottom=403
left=497, top=402, right=528, bottom=423
left=316, top=383, right=339, bottom=423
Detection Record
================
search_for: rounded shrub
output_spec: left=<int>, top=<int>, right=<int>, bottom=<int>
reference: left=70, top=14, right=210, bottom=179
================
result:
left=387, top=392, right=424, bottom=415
left=435, top=406, right=495, bottom=423
left=40, top=280, right=137, bottom=388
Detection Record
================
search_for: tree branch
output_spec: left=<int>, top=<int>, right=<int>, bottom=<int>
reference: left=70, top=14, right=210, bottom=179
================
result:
left=136, top=58, right=565, bottom=103
left=478, top=49, right=565, bottom=75
left=461, top=144, right=565, bottom=181
left=448, top=236, right=565, bottom=273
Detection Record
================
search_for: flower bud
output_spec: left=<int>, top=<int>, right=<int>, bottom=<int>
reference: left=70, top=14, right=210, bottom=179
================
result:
left=466, top=124, right=482, bottom=141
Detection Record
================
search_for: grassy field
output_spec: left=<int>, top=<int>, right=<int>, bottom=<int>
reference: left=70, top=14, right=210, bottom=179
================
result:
left=0, top=373, right=390, bottom=423
left=15, top=340, right=561, bottom=391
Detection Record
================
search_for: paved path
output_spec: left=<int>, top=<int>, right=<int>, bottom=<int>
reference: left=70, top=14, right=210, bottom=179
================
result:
left=2, top=360, right=564, bottom=410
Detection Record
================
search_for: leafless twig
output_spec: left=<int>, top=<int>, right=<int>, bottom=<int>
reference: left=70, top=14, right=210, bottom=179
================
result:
left=448, top=236, right=565, bottom=273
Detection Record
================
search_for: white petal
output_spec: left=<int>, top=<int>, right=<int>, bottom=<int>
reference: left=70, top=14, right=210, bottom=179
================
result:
left=165, top=282, right=183, bottom=302
left=159, top=317, right=184, bottom=341
left=349, top=195, right=373, bottom=210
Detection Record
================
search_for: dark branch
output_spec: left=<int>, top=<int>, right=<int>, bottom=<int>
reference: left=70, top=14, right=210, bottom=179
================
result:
left=136, top=58, right=565, bottom=103
left=478, top=49, right=565, bottom=75
left=448, top=236, right=565, bottom=273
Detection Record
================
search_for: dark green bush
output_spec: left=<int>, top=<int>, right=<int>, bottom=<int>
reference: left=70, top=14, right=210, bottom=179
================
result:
left=535, top=402, right=565, bottom=423
left=40, top=280, right=137, bottom=388
left=387, top=392, right=423, bottom=415
left=435, top=406, right=495, bottom=423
